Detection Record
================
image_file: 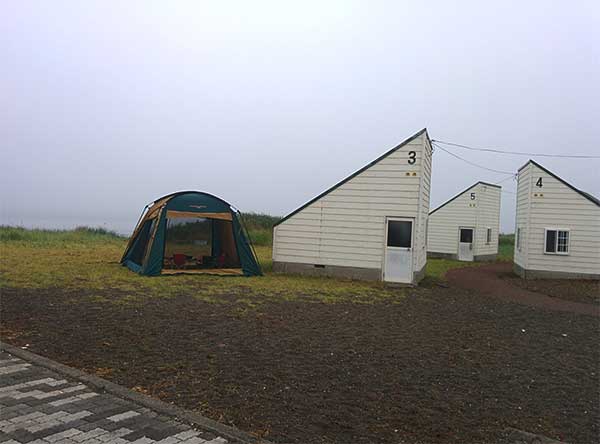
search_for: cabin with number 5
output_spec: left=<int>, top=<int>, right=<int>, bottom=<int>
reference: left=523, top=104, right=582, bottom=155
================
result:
left=272, top=128, right=432, bottom=285
left=427, top=182, right=502, bottom=261
left=514, top=160, right=600, bottom=279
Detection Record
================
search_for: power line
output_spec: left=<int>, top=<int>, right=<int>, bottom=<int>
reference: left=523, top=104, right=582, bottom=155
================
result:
left=432, top=142, right=515, bottom=175
left=493, top=174, right=516, bottom=185
left=432, top=139, right=600, bottom=159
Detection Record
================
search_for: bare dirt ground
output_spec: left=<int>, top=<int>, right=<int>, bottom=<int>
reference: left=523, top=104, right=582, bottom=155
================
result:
left=447, top=262, right=599, bottom=317
left=1, top=277, right=598, bottom=444
left=501, top=274, right=600, bottom=305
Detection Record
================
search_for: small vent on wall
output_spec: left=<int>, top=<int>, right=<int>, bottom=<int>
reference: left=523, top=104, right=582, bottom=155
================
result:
left=314, top=264, right=325, bottom=268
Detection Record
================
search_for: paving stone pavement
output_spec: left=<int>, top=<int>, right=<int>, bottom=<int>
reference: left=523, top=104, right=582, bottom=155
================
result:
left=0, top=351, right=227, bottom=444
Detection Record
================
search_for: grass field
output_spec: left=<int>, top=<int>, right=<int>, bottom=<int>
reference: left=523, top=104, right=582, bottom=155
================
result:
left=0, top=226, right=515, bottom=302
left=0, top=226, right=397, bottom=305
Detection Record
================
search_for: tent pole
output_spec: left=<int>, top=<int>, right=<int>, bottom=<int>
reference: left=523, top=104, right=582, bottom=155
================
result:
left=120, top=204, right=149, bottom=263
left=133, top=205, right=149, bottom=235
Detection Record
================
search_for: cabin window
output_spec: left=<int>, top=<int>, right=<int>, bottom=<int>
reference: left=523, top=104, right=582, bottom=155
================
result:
left=516, top=227, right=521, bottom=250
left=544, top=228, right=569, bottom=255
left=486, top=228, right=492, bottom=244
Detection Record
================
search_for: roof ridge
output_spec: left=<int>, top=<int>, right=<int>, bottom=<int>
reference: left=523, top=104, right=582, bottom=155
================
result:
left=525, top=160, right=600, bottom=207
left=274, top=128, right=429, bottom=227
left=429, top=181, right=501, bottom=216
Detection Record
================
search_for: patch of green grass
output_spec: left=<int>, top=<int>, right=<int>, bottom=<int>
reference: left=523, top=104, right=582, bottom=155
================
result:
left=0, top=226, right=401, bottom=306
left=424, top=234, right=515, bottom=281
left=498, top=233, right=514, bottom=261
left=425, top=258, right=480, bottom=281
left=239, top=212, right=279, bottom=246
left=1, top=226, right=515, bottom=307
left=247, top=228, right=272, bottom=247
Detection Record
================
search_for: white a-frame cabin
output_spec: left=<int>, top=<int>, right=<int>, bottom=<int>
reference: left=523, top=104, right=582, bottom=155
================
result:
left=514, top=160, right=600, bottom=279
left=272, top=128, right=432, bottom=285
left=427, top=182, right=502, bottom=261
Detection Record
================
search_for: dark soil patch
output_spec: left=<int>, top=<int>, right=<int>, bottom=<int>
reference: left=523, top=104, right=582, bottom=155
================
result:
left=1, top=286, right=598, bottom=444
left=447, top=262, right=599, bottom=317
left=500, top=274, right=600, bottom=305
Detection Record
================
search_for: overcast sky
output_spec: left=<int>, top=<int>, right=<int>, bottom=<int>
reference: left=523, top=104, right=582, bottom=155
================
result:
left=1, top=1, right=599, bottom=234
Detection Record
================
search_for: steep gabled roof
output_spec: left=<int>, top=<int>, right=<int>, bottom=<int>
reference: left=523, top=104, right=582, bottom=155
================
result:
left=520, top=160, right=600, bottom=208
left=274, top=128, right=431, bottom=227
left=429, top=181, right=502, bottom=216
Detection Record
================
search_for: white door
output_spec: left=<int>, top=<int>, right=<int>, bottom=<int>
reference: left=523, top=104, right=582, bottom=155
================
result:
left=458, top=227, right=474, bottom=262
left=384, top=218, right=413, bottom=283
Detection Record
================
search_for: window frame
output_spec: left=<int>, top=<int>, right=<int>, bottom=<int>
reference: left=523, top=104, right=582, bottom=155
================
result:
left=486, top=227, right=492, bottom=244
left=544, top=228, right=570, bottom=255
left=516, top=227, right=521, bottom=251
left=386, top=219, right=413, bottom=249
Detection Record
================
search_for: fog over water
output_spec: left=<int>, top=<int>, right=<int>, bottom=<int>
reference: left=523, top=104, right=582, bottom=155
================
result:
left=2, top=2, right=599, bottom=235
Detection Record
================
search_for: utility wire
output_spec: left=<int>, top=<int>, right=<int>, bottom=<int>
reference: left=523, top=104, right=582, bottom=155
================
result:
left=432, top=142, right=515, bottom=175
left=432, top=139, right=600, bottom=159
left=493, top=174, right=517, bottom=185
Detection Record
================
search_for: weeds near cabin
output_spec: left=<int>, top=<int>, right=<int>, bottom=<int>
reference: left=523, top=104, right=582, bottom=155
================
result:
left=239, top=212, right=279, bottom=247
left=0, top=225, right=124, bottom=245
left=498, top=233, right=515, bottom=261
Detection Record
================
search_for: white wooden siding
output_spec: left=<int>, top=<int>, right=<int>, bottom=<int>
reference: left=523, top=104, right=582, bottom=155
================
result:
left=525, top=163, right=599, bottom=273
left=427, top=182, right=501, bottom=257
left=273, top=131, right=431, bottom=280
left=514, top=161, right=600, bottom=275
left=474, top=184, right=501, bottom=256
left=415, top=136, right=432, bottom=271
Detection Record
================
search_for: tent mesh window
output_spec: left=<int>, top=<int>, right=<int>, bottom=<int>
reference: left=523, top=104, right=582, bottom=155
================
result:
left=163, top=217, right=240, bottom=270
left=129, top=219, right=156, bottom=266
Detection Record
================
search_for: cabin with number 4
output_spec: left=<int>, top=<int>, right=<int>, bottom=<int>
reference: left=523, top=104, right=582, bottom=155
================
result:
left=514, top=160, right=600, bottom=279
left=272, top=128, right=432, bottom=285
left=427, top=181, right=502, bottom=261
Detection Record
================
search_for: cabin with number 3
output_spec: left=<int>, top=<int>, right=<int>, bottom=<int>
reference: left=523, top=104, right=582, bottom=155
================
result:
left=427, top=182, right=502, bottom=261
left=514, top=160, right=600, bottom=279
left=272, top=128, right=432, bottom=285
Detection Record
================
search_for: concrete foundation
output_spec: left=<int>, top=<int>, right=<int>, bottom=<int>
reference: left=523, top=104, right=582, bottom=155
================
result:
left=273, top=261, right=428, bottom=285
left=474, top=253, right=497, bottom=262
left=413, top=262, right=426, bottom=284
left=514, top=262, right=600, bottom=280
left=428, top=251, right=497, bottom=262
left=273, top=261, right=381, bottom=281
left=427, top=251, right=456, bottom=260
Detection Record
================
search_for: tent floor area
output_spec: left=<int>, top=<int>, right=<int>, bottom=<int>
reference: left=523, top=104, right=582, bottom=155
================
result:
left=2, top=279, right=598, bottom=444
left=161, top=268, right=244, bottom=276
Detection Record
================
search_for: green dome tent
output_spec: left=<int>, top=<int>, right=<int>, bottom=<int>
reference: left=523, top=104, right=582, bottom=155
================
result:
left=121, top=191, right=262, bottom=277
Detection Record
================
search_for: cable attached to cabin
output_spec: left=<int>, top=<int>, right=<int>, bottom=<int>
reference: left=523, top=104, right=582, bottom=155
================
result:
left=432, top=142, right=515, bottom=175
left=432, top=139, right=600, bottom=159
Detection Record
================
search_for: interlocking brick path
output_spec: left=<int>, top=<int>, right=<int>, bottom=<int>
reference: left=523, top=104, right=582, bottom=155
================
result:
left=0, top=351, right=227, bottom=444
